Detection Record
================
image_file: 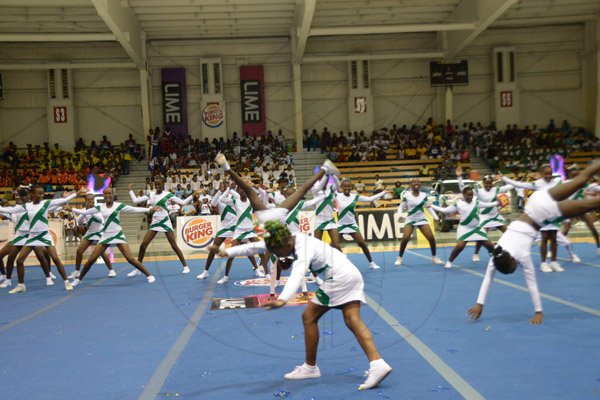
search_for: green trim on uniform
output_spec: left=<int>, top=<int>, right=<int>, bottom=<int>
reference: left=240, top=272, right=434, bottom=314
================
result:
left=316, top=219, right=335, bottom=231
left=338, top=196, right=359, bottom=220
left=480, top=187, right=500, bottom=215
left=236, top=205, right=253, bottom=227
left=407, top=196, right=427, bottom=216
left=310, top=263, right=331, bottom=275
left=337, top=223, right=358, bottom=232
left=11, top=235, right=27, bottom=245
left=460, top=200, right=479, bottom=226
left=100, top=231, right=126, bottom=245
left=216, top=226, right=235, bottom=237
left=150, top=216, right=173, bottom=232
left=101, top=203, right=126, bottom=233
left=285, top=201, right=304, bottom=226
left=235, top=230, right=254, bottom=241
left=14, top=213, right=29, bottom=232
left=315, top=192, right=334, bottom=215
left=315, top=288, right=330, bottom=306
left=156, top=192, right=174, bottom=211
left=26, top=231, right=52, bottom=246
left=29, top=201, right=50, bottom=228
left=220, top=205, right=236, bottom=221
left=458, top=226, right=487, bottom=242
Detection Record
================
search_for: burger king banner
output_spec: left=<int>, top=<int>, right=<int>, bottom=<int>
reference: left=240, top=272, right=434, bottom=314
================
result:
left=176, top=216, right=219, bottom=253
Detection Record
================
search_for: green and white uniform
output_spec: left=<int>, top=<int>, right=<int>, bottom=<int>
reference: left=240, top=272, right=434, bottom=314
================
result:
left=336, top=191, right=387, bottom=234
left=286, top=194, right=324, bottom=234
left=130, top=190, right=193, bottom=233
left=312, top=176, right=339, bottom=232
left=76, top=202, right=150, bottom=245
left=459, top=177, right=512, bottom=229
left=0, top=205, right=30, bottom=246
left=431, top=199, right=498, bottom=242
left=398, top=191, right=431, bottom=226
left=224, top=191, right=257, bottom=241
left=25, top=193, right=77, bottom=246
left=211, top=188, right=237, bottom=238
left=225, top=235, right=365, bottom=307
left=73, top=207, right=104, bottom=242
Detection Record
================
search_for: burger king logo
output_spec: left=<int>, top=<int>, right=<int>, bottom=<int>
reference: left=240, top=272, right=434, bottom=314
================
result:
left=299, top=216, right=311, bottom=233
left=182, top=217, right=215, bottom=248
left=202, top=102, right=224, bottom=128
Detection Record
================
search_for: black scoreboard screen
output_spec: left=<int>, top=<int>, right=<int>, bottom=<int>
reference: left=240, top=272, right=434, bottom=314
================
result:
left=429, top=60, right=469, bottom=87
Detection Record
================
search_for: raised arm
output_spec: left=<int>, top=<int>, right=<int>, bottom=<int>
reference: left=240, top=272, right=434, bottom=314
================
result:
left=49, top=192, right=77, bottom=207
left=311, top=174, right=329, bottom=195
left=479, top=200, right=499, bottom=208
left=0, top=205, right=24, bottom=214
left=357, top=190, right=387, bottom=202
left=429, top=204, right=458, bottom=214
left=211, top=190, right=223, bottom=207
left=301, top=193, right=326, bottom=209
left=501, top=176, right=535, bottom=190
left=129, top=190, right=149, bottom=204
left=121, top=205, right=151, bottom=214
left=71, top=207, right=101, bottom=216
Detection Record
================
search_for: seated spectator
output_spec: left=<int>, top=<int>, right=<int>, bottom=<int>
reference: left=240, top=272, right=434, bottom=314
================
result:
left=419, top=164, right=430, bottom=177
left=392, top=181, right=405, bottom=199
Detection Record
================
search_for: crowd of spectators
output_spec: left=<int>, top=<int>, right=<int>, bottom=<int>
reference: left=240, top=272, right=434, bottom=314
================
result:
left=0, top=134, right=143, bottom=201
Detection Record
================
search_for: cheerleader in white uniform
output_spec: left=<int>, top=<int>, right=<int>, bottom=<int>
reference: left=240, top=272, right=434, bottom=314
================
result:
left=214, top=221, right=392, bottom=390
left=197, top=182, right=255, bottom=280
left=311, top=173, right=342, bottom=250
left=62, top=194, right=115, bottom=279
left=214, top=152, right=340, bottom=226
left=128, top=176, right=196, bottom=275
left=267, top=187, right=326, bottom=299
left=0, top=188, right=53, bottom=290
left=10, top=185, right=85, bottom=293
left=336, top=180, right=388, bottom=269
left=430, top=186, right=497, bottom=269
left=561, top=166, right=600, bottom=256
left=71, top=188, right=157, bottom=286
left=499, top=165, right=569, bottom=272
left=468, top=159, right=600, bottom=324
left=456, top=166, right=512, bottom=262
left=395, top=178, right=442, bottom=266
left=214, top=186, right=265, bottom=284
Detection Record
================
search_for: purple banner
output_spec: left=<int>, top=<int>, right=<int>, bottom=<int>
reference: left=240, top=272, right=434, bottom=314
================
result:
left=161, top=68, right=188, bottom=139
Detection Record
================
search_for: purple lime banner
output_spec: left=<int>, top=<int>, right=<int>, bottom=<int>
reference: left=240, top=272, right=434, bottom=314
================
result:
left=239, top=65, right=265, bottom=137
left=161, top=68, right=188, bottom=139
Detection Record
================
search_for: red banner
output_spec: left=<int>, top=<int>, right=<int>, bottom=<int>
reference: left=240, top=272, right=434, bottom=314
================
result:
left=240, top=65, right=265, bottom=137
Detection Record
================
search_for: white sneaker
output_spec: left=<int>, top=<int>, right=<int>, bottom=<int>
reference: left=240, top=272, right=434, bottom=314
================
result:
left=64, top=281, right=73, bottom=291
left=182, top=266, right=190, bottom=274
left=255, top=268, right=265, bottom=278
left=284, top=363, right=321, bottom=380
left=71, top=279, right=81, bottom=287
left=432, top=256, right=443, bottom=265
left=540, top=262, right=553, bottom=273
left=217, top=276, right=229, bottom=284
left=550, top=261, right=564, bottom=272
left=570, top=254, right=581, bottom=263
left=444, top=261, right=452, bottom=269
left=265, top=274, right=271, bottom=281
left=46, top=277, right=55, bottom=286
left=0, top=279, right=12, bottom=288
left=394, top=257, right=402, bottom=266
left=0, top=274, right=5, bottom=283
left=49, top=272, right=57, bottom=280
left=68, top=270, right=80, bottom=279
left=147, top=275, right=156, bottom=283
left=369, top=261, right=381, bottom=270
left=472, top=254, right=480, bottom=262
left=107, top=270, right=117, bottom=278
left=127, top=269, right=141, bottom=277
left=8, top=284, right=26, bottom=294
left=322, top=160, right=340, bottom=177
left=196, top=270, right=209, bottom=280
left=596, top=247, right=600, bottom=256
left=358, top=360, right=392, bottom=390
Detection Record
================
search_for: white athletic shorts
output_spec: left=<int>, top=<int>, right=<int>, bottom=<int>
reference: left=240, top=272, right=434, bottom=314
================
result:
left=524, top=189, right=561, bottom=227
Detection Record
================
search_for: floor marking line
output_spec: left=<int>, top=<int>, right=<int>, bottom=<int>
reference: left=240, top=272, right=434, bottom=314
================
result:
left=0, top=266, right=129, bottom=333
left=138, top=263, right=224, bottom=400
left=406, top=249, right=600, bottom=317
left=365, top=294, right=485, bottom=400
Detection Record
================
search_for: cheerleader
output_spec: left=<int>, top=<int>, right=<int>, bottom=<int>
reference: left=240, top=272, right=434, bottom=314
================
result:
left=0, top=188, right=52, bottom=290
left=468, top=159, right=600, bottom=324
left=430, top=186, right=497, bottom=269
left=215, top=185, right=266, bottom=284
left=196, top=182, right=261, bottom=280
left=215, top=221, right=392, bottom=390
left=62, top=194, right=115, bottom=279
left=499, top=166, right=566, bottom=272
left=311, top=173, right=342, bottom=250
left=395, top=178, right=442, bottom=266
left=335, top=179, right=388, bottom=269
left=9, top=185, right=85, bottom=293
left=128, top=176, right=196, bottom=275
left=456, top=166, right=512, bottom=262
left=71, top=187, right=157, bottom=286
left=561, top=166, right=600, bottom=256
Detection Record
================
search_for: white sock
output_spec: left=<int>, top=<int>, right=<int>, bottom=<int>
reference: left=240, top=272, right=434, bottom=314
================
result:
left=369, top=358, right=385, bottom=368
left=304, top=363, right=318, bottom=370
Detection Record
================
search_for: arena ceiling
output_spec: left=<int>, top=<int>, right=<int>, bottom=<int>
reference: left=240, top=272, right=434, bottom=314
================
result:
left=0, top=0, right=599, bottom=68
